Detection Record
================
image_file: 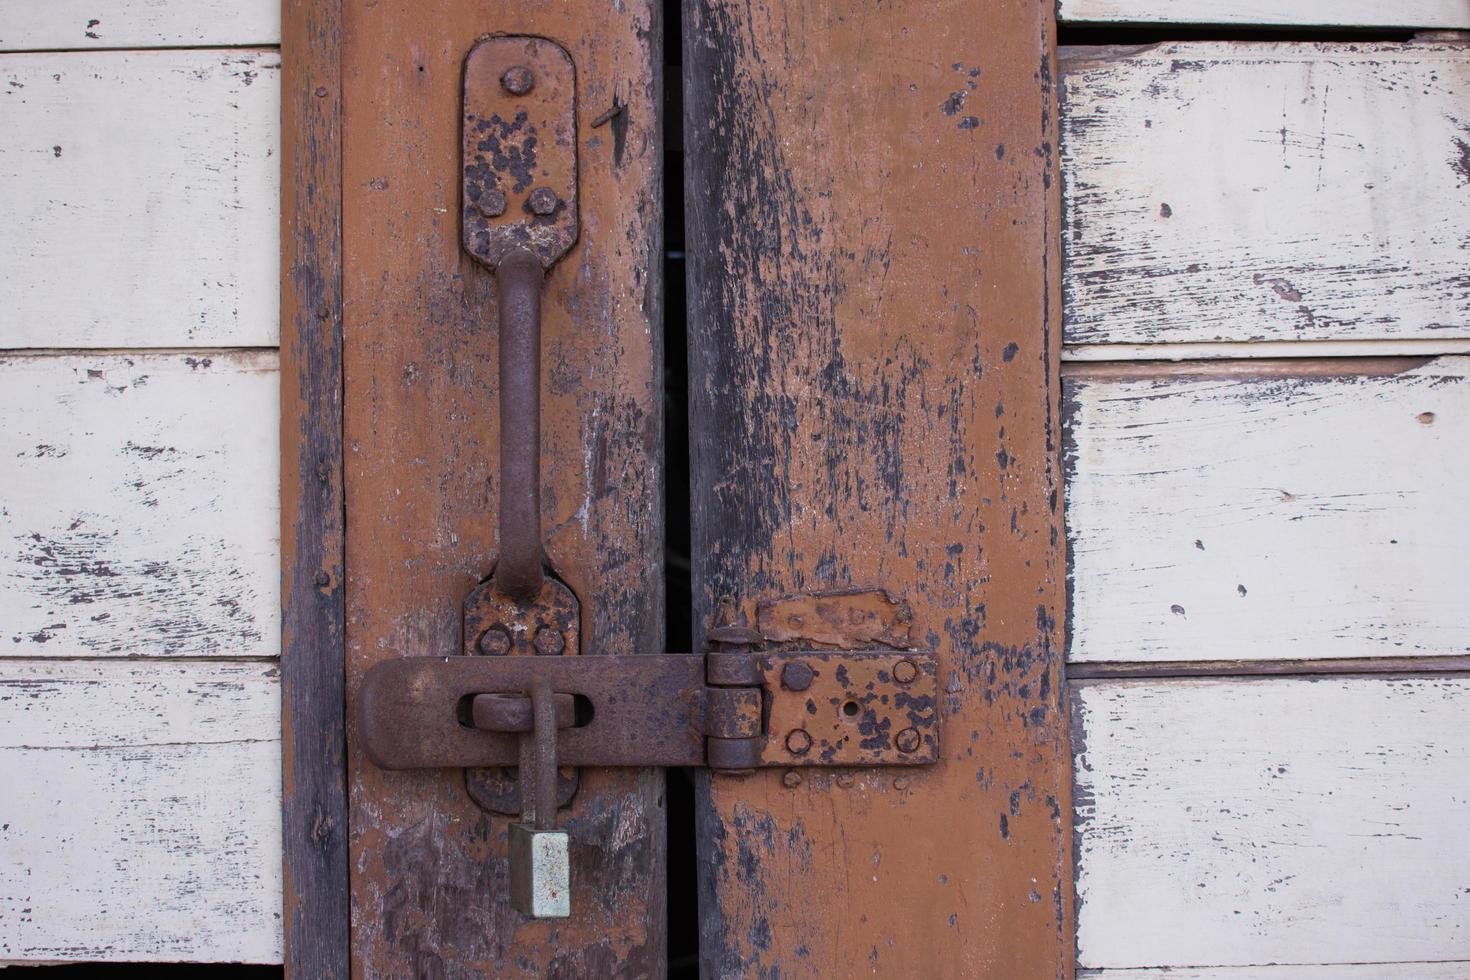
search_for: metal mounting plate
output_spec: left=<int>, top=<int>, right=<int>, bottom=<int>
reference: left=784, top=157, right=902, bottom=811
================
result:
left=462, top=35, right=578, bottom=269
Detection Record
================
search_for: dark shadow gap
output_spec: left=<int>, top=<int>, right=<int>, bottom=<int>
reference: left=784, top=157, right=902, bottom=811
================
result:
left=1057, top=23, right=1422, bottom=46
left=662, top=0, right=698, bottom=977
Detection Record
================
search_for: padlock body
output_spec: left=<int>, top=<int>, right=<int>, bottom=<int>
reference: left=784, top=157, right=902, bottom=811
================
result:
left=509, top=823, right=571, bottom=918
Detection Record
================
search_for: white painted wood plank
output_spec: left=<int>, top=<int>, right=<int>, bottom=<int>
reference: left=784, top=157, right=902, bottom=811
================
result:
left=1061, top=42, right=1470, bottom=349
left=0, top=50, right=280, bottom=348
left=1059, top=0, right=1470, bottom=28
left=1063, top=338, right=1470, bottom=362
left=1065, top=358, right=1470, bottom=663
left=1074, top=677, right=1470, bottom=971
left=0, top=1, right=279, bottom=50
left=0, top=659, right=282, bottom=963
left=0, top=351, right=280, bottom=658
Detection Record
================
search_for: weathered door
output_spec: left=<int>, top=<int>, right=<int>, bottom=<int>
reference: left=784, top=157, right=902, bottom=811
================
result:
left=284, top=0, right=1070, bottom=975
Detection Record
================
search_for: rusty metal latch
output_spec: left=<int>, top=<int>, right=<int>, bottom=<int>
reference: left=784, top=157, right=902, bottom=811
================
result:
left=356, top=36, right=942, bottom=921
left=358, top=649, right=940, bottom=772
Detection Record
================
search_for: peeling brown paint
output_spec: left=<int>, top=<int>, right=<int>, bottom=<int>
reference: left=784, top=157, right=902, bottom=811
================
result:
left=340, top=1, right=666, bottom=974
left=755, top=589, right=914, bottom=650
left=684, top=0, right=1074, bottom=975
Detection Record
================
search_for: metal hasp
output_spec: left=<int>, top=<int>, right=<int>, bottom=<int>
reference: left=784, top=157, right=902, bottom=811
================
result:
left=357, top=650, right=940, bottom=771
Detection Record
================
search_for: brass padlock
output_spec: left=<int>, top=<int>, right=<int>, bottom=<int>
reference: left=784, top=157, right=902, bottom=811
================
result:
left=509, top=681, right=570, bottom=918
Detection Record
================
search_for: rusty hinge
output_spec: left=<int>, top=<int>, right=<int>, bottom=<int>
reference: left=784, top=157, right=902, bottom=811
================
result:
left=357, top=648, right=939, bottom=772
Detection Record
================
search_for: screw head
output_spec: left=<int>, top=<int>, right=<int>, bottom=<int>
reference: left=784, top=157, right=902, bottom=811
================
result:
left=781, top=661, right=813, bottom=691
left=533, top=627, right=565, bottom=656
left=892, top=658, right=918, bottom=684
left=314, top=570, right=331, bottom=588
left=528, top=186, right=559, bottom=215
left=835, top=773, right=855, bottom=789
left=782, top=770, right=803, bottom=788
left=478, top=627, right=512, bottom=656
left=476, top=189, right=506, bottom=218
left=893, top=776, right=911, bottom=791
left=501, top=65, right=534, bottom=95
left=785, top=729, right=812, bottom=756
left=895, top=727, right=922, bottom=754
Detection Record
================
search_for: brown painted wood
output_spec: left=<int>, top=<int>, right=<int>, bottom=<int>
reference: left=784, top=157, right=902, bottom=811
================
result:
left=684, top=1, right=1074, bottom=976
left=281, top=0, right=349, bottom=975
left=340, top=2, right=666, bottom=975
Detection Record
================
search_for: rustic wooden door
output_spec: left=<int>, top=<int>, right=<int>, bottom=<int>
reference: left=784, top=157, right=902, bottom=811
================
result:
left=283, top=0, right=1070, bottom=976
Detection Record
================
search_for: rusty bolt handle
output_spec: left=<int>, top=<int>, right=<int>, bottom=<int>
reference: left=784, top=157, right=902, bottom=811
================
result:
left=493, top=247, right=547, bottom=600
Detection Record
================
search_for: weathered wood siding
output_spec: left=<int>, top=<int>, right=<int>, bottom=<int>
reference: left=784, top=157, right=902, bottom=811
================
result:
left=0, top=660, right=282, bottom=962
left=1058, top=0, right=1470, bottom=28
left=1063, top=30, right=1470, bottom=980
left=0, top=7, right=283, bottom=966
left=1, top=352, right=280, bottom=660
left=1061, top=42, right=1470, bottom=356
left=0, top=2, right=280, bottom=50
left=1065, top=358, right=1469, bottom=665
left=1073, top=677, right=1470, bottom=974
left=1, top=50, right=280, bottom=349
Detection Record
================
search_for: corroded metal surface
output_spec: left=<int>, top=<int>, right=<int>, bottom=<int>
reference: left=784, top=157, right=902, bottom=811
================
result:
left=462, top=36, right=578, bottom=269
left=358, top=649, right=937, bottom=770
left=755, top=588, right=915, bottom=650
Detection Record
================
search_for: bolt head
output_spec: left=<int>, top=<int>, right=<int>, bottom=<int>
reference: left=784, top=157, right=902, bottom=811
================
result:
left=501, top=65, right=534, bottom=95
left=781, top=661, right=813, bottom=691
left=892, top=658, right=918, bottom=684
left=476, top=189, right=506, bottom=218
left=784, top=729, right=812, bottom=756
left=895, top=727, right=922, bottom=754
left=533, top=627, right=566, bottom=656
left=893, top=776, right=911, bottom=791
left=478, top=627, right=512, bottom=656
left=528, top=186, right=559, bottom=215
left=782, top=770, right=803, bottom=788
left=835, top=773, right=855, bottom=789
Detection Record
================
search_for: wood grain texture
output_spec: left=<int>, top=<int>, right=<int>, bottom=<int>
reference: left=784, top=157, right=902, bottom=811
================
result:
left=1073, top=677, right=1470, bottom=972
left=1065, top=357, right=1469, bottom=664
left=0, top=1, right=279, bottom=51
left=684, top=1, right=1072, bottom=975
left=1057, top=0, right=1470, bottom=28
left=1061, top=41, right=1470, bottom=350
left=1, top=351, right=279, bottom=659
left=280, top=0, right=346, bottom=974
left=0, top=659, right=282, bottom=964
left=0, top=49, right=280, bottom=349
left=341, top=4, right=666, bottom=975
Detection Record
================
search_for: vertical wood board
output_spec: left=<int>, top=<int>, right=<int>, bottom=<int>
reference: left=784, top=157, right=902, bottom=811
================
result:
left=0, top=660, right=283, bottom=963
left=1065, top=358, right=1470, bottom=664
left=685, top=0, right=1072, bottom=975
left=1061, top=42, right=1470, bottom=349
left=1, top=351, right=280, bottom=659
left=280, top=0, right=347, bottom=973
left=1057, top=0, right=1470, bottom=28
left=0, top=1, right=280, bottom=51
left=0, top=49, right=280, bottom=348
left=1073, top=677, right=1470, bottom=970
left=341, top=4, right=667, bottom=975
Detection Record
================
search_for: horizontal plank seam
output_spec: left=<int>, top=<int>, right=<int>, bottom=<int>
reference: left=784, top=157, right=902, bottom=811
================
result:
left=0, top=655, right=281, bottom=665
left=1062, top=340, right=1470, bottom=364
left=1069, top=656, right=1470, bottom=682
left=1081, top=959, right=1470, bottom=971
left=1061, top=354, right=1441, bottom=379
left=0, top=346, right=281, bottom=358
left=0, top=44, right=282, bottom=56
left=4, top=739, right=280, bottom=751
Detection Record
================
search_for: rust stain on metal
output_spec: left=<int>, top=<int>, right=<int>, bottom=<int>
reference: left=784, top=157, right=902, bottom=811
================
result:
left=756, top=588, right=915, bottom=649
